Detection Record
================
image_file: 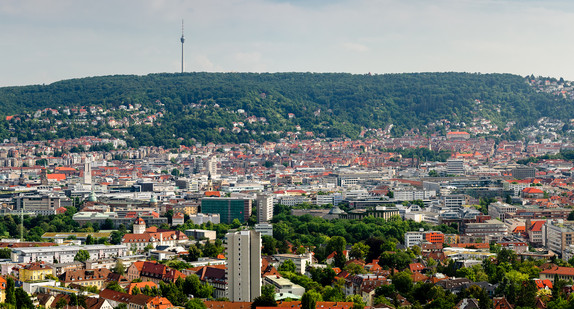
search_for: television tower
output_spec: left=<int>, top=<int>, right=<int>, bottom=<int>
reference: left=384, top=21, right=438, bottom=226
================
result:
left=180, top=20, right=185, bottom=73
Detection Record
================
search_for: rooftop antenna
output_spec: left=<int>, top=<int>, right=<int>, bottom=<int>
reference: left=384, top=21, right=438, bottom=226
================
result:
left=180, top=19, right=185, bottom=73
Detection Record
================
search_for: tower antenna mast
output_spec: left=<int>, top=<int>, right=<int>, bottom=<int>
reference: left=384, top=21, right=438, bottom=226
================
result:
left=180, top=19, right=185, bottom=73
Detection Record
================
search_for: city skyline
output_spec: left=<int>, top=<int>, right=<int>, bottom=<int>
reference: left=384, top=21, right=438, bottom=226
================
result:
left=1, top=0, right=574, bottom=86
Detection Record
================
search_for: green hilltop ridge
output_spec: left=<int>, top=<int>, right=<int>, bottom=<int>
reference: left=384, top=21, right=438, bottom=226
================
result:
left=0, top=72, right=572, bottom=147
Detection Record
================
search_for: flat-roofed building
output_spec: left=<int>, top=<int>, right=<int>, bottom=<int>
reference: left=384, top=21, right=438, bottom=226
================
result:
left=488, top=202, right=517, bottom=220
left=11, top=245, right=128, bottom=263
left=273, top=253, right=313, bottom=274
left=184, top=229, right=217, bottom=241
left=264, top=276, right=305, bottom=299
left=463, top=220, right=508, bottom=238
left=201, top=197, right=252, bottom=224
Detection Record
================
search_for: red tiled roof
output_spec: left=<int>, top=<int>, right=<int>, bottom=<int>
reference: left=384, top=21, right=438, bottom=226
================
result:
left=523, top=187, right=544, bottom=194
left=408, top=263, right=425, bottom=273
left=47, top=173, right=66, bottom=181
left=540, top=266, right=574, bottom=276
left=529, top=221, right=545, bottom=232
left=127, top=281, right=157, bottom=294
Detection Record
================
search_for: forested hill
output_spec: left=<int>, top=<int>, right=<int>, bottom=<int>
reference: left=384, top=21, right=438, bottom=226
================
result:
left=0, top=72, right=571, bottom=147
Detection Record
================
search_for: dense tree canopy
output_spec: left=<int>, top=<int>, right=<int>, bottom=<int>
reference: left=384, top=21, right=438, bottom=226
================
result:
left=0, top=72, right=572, bottom=146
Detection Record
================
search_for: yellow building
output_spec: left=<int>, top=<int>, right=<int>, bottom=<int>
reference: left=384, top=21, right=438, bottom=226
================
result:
left=0, top=276, right=6, bottom=303
left=172, top=204, right=199, bottom=216
left=19, top=263, right=54, bottom=282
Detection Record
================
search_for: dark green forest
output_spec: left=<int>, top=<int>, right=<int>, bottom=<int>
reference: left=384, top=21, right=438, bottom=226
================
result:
left=0, top=72, right=570, bottom=147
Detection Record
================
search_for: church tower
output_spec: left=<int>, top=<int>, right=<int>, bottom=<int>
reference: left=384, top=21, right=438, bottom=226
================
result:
left=133, top=217, right=146, bottom=234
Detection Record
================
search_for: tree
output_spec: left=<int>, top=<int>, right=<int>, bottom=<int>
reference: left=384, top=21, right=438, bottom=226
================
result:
left=379, top=251, right=411, bottom=271
left=278, top=259, right=297, bottom=272
left=344, top=263, right=367, bottom=275
left=349, top=242, right=370, bottom=260
left=186, top=299, right=207, bottom=309
left=86, top=234, right=95, bottom=245
left=5, top=277, right=15, bottom=305
left=326, top=236, right=347, bottom=267
left=107, top=281, right=126, bottom=293
left=110, top=226, right=126, bottom=245
left=392, top=271, right=413, bottom=295
left=345, top=295, right=365, bottom=309
left=308, top=267, right=336, bottom=286
left=15, top=288, right=34, bottom=309
left=203, top=240, right=219, bottom=257
left=74, top=249, right=90, bottom=262
left=301, top=290, right=322, bottom=309
left=516, top=279, right=538, bottom=308
left=55, top=296, right=68, bottom=309
left=323, top=285, right=345, bottom=302
left=497, top=248, right=517, bottom=264
left=252, top=285, right=277, bottom=308
left=187, top=244, right=202, bottom=262
left=262, top=235, right=278, bottom=255
left=113, top=260, right=125, bottom=275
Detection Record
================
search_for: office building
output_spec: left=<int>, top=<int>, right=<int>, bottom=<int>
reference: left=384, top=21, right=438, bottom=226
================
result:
left=512, top=166, right=536, bottom=180
left=201, top=197, right=252, bottom=224
left=446, top=159, right=465, bottom=175
left=12, top=192, right=73, bottom=216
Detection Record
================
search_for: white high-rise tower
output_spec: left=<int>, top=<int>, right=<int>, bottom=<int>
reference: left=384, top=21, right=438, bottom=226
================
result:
left=83, top=160, right=92, bottom=185
left=226, top=230, right=261, bottom=302
left=256, top=193, right=274, bottom=223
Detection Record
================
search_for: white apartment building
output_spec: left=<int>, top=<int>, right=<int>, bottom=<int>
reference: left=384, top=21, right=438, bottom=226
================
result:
left=273, top=253, right=313, bottom=274
left=503, top=180, right=531, bottom=196
left=11, top=245, right=128, bottom=263
left=393, top=189, right=436, bottom=201
left=255, top=223, right=273, bottom=237
left=226, top=230, right=261, bottom=302
left=404, top=231, right=424, bottom=248
left=257, top=193, right=274, bottom=223
left=189, top=213, right=220, bottom=225
left=545, top=220, right=574, bottom=257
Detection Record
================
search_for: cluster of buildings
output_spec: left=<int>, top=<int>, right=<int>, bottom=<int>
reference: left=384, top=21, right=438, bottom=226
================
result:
left=1, top=121, right=574, bottom=308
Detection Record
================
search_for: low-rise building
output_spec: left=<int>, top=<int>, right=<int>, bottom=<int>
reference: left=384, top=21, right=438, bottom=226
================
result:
left=60, top=268, right=111, bottom=289
left=273, top=254, right=313, bottom=274
left=19, top=262, right=54, bottom=281
left=540, top=266, right=574, bottom=283
left=11, top=245, right=128, bottom=263
left=184, top=229, right=217, bottom=241
left=264, top=276, right=305, bottom=299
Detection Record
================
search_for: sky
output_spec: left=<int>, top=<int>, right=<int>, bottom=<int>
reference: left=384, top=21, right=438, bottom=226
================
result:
left=1, top=0, right=574, bottom=86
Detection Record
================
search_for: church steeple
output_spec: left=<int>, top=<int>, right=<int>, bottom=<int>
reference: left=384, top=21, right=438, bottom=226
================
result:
left=207, top=172, right=214, bottom=191
left=19, top=169, right=26, bottom=186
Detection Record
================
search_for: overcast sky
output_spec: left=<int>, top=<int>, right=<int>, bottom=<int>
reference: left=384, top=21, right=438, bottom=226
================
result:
left=1, top=0, right=573, bottom=86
